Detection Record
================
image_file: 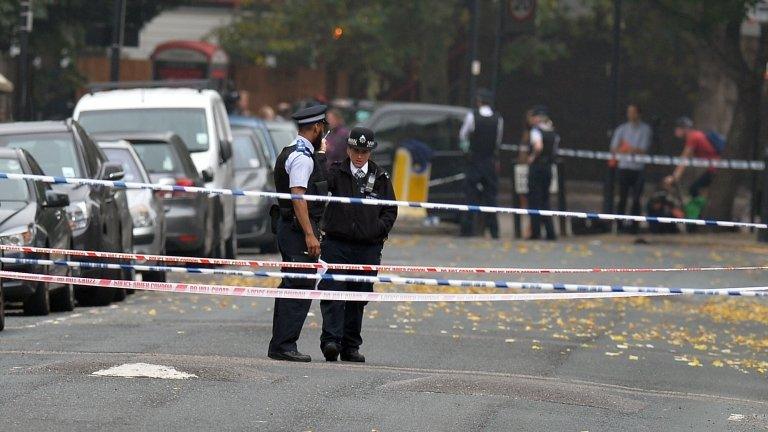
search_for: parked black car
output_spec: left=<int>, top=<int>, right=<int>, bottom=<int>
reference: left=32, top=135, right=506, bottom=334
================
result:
left=0, top=120, right=130, bottom=306
left=0, top=149, right=73, bottom=315
left=231, top=127, right=277, bottom=252
left=359, top=103, right=470, bottom=221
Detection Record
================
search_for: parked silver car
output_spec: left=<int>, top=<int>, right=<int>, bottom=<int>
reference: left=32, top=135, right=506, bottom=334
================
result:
left=96, top=139, right=167, bottom=281
left=231, top=128, right=276, bottom=252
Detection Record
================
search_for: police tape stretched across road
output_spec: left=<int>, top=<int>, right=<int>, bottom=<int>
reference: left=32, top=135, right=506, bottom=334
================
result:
left=0, top=171, right=763, bottom=230
left=3, top=255, right=768, bottom=298
left=3, top=244, right=767, bottom=275
left=0, top=269, right=671, bottom=303
left=499, top=143, right=766, bottom=171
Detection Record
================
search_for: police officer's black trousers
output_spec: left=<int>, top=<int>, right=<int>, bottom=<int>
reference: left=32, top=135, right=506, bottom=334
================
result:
left=319, top=237, right=383, bottom=352
left=268, top=218, right=318, bottom=354
left=461, top=158, right=499, bottom=238
left=528, top=163, right=556, bottom=240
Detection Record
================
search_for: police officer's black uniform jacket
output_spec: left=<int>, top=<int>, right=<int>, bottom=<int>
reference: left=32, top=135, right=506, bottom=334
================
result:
left=322, top=158, right=397, bottom=244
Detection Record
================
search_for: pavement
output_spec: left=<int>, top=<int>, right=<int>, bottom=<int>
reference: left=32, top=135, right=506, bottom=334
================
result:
left=1, top=231, right=768, bottom=431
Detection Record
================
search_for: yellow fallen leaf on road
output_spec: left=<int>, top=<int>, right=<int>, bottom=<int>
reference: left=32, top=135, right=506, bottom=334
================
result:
left=147, top=309, right=156, bottom=316
left=712, top=360, right=724, bottom=367
left=628, top=355, right=639, bottom=361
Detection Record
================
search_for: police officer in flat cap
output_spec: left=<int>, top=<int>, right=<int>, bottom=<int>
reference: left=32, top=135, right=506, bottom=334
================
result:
left=268, top=104, right=329, bottom=362
left=318, top=127, right=398, bottom=362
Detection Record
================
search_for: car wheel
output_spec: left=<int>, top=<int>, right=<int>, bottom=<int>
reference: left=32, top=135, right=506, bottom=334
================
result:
left=143, top=270, right=166, bottom=283
left=51, top=254, right=76, bottom=312
left=50, top=282, right=75, bottom=312
left=0, top=283, right=5, bottom=332
left=23, top=281, right=50, bottom=316
left=224, top=230, right=237, bottom=259
left=113, top=288, right=127, bottom=302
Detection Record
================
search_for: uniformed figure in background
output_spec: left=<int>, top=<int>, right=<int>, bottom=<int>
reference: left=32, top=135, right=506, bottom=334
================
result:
left=319, top=127, right=398, bottom=362
left=268, top=104, right=329, bottom=362
left=459, top=88, right=503, bottom=238
left=527, top=106, right=560, bottom=240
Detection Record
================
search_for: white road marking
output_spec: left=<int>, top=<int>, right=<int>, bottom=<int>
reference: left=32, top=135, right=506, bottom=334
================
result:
left=92, top=363, right=197, bottom=379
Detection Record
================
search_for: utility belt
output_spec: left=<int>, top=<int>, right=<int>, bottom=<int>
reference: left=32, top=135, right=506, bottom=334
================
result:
left=269, top=205, right=321, bottom=234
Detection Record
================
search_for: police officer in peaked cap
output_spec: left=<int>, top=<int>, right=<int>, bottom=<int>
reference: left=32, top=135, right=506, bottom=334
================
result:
left=318, top=127, right=398, bottom=363
left=268, top=104, right=329, bottom=362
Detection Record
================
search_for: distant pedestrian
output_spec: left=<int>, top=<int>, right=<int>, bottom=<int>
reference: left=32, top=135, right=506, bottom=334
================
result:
left=526, top=107, right=559, bottom=240
left=459, top=88, right=503, bottom=238
left=324, top=108, right=351, bottom=168
left=259, top=105, right=277, bottom=121
left=610, top=103, right=652, bottom=233
left=276, top=102, right=292, bottom=121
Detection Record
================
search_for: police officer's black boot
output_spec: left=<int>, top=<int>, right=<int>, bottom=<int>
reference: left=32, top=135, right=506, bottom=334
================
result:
left=340, top=350, right=365, bottom=362
left=321, top=342, right=340, bottom=362
left=267, top=350, right=311, bottom=362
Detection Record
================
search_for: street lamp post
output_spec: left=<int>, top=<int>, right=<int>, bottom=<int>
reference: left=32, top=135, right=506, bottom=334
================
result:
left=16, top=0, right=33, bottom=121
left=110, top=0, right=126, bottom=82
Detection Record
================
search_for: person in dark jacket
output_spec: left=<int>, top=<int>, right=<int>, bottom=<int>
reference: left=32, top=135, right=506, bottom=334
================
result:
left=319, top=127, right=398, bottom=363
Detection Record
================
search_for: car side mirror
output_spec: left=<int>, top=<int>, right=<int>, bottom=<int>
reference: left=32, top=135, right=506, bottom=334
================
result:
left=100, top=162, right=124, bottom=181
left=43, top=190, right=70, bottom=208
left=202, top=169, right=214, bottom=183
left=220, top=139, right=233, bottom=162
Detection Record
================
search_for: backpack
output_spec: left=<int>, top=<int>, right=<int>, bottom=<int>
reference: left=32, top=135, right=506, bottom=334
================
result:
left=705, top=130, right=726, bottom=154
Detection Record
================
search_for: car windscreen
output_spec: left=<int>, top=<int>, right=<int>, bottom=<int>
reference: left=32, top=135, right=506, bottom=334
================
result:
left=131, top=142, right=188, bottom=176
left=78, top=108, right=210, bottom=153
left=232, top=135, right=262, bottom=170
left=0, top=132, right=83, bottom=178
left=268, top=127, right=295, bottom=153
left=102, top=147, right=146, bottom=182
left=0, top=158, right=30, bottom=202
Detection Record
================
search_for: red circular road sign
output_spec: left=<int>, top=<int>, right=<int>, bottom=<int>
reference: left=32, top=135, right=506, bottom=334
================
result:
left=508, top=0, right=536, bottom=22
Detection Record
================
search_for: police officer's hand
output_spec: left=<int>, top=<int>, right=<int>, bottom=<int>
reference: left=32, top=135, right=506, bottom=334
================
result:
left=305, top=233, right=321, bottom=258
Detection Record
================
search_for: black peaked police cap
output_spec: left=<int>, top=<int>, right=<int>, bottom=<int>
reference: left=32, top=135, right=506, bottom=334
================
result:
left=292, top=104, right=328, bottom=126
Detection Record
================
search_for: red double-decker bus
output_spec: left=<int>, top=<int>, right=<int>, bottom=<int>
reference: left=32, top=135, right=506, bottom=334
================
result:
left=151, top=40, right=229, bottom=83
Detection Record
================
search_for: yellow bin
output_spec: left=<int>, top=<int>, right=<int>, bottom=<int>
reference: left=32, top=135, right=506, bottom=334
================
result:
left=392, top=147, right=431, bottom=218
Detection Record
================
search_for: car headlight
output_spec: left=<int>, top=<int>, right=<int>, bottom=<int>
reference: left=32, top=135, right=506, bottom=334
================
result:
left=66, top=201, right=90, bottom=232
left=130, top=204, right=153, bottom=228
left=0, top=224, right=34, bottom=246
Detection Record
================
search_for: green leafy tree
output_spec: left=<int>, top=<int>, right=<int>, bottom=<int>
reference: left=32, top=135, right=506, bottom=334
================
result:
left=644, top=0, right=767, bottom=221
left=218, top=0, right=463, bottom=102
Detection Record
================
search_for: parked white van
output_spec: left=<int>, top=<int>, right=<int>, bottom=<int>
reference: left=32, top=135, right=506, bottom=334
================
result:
left=73, top=87, right=237, bottom=258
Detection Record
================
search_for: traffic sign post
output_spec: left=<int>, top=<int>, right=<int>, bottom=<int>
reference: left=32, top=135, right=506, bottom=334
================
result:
left=504, top=0, right=536, bottom=35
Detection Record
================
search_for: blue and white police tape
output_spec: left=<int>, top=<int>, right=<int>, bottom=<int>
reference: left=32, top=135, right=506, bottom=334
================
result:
left=499, top=143, right=765, bottom=171
left=0, top=171, right=764, bottom=230
left=3, top=256, right=768, bottom=298
left=0, top=269, right=670, bottom=302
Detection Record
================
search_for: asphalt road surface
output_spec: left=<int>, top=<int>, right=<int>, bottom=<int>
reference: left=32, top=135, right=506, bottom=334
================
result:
left=1, top=233, right=767, bottom=431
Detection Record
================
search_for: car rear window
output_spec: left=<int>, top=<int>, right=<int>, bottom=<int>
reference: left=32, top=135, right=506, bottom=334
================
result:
left=0, top=132, right=83, bottom=178
left=232, top=134, right=264, bottom=170
left=0, top=158, right=30, bottom=201
left=132, top=142, right=187, bottom=176
left=101, top=147, right=146, bottom=182
left=78, top=108, right=210, bottom=153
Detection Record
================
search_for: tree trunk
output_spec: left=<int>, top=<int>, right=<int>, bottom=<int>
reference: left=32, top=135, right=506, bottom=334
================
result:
left=705, top=24, right=768, bottom=222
